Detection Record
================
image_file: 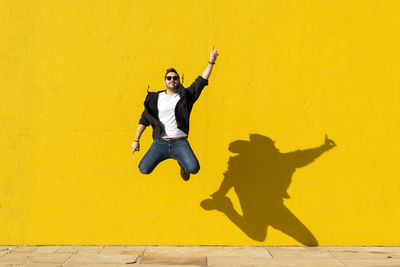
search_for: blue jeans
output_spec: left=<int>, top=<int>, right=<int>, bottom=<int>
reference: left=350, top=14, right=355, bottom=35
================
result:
left=139, top=139, right=200, bottom=175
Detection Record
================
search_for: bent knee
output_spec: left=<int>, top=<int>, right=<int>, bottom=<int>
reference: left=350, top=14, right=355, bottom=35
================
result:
left=191, top=165, right=200, bottom=174
left=138, top=164, right=153, bottom=175
left=186, top=163, right=200, bottom=174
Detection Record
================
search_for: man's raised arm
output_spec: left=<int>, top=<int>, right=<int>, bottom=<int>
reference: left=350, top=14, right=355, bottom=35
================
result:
left=201, top=46, right=219, bottom=80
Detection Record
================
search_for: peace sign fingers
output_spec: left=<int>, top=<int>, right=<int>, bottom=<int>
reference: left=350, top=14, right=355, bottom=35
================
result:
left=210, top=46, right=219, bottom=63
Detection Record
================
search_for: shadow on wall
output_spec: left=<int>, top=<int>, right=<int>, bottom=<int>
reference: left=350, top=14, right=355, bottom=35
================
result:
left=201, top=134, right=336, bottom=245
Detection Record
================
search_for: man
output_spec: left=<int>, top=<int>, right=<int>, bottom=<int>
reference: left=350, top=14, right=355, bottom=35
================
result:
left=131, top=47, right=219, bottom=181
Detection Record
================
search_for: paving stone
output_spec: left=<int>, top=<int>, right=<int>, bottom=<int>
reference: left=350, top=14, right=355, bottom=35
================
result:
left=64, top=264, right=132, bottom=267
left=21, top=264, right=62, bottom=267
left=55, top=246, right=82, bottom=253
left=123, top=245, right=147, bottom=254
left=208, top=264, right=270, bottom=267
left=324, top=246, right=400, bottom=253
left=0, top=264, right=61, bottom=267
left=76, top=246, right=104, bottom=254
left=207, top=256, right=345, bottom=266
left=145, top=246, right=271, bottom=257
left=34, top=246, right=61, bottom=253
left=341, top=258, right=400, bottom=266
left=332, top=250, right=396, bottom=259
left=0, top=247, right=16, bottom=251
left=361, top=247, right=400, bottom=253
left=267, top=247, right=335, bottom=258
left=66, top=253, right=137, bottom=264
left=27, top=253, right=72, bottom=263
left=222, top=246, right=271, bottom=257
left=0, top=250, right=11, bottom=258
left=266, top=258, right=346, bottom=267
left=265, top=246, right=307, bottom=250
left=0, top=253, right=31, bottom=263
left=138, top=255, right=207, bottom=265
left=12, top=246, right=38, bottom=253
left=207, top=256, right=274, bottom=266
left=99, top=245, right=145, bottom=255
left=65, top=264, right=198, bottom=267
left=324, top=246, right=370, bottom=252
left=136, top=265, right=202, bottom=267
left=391, top=252, right=400, bottom=259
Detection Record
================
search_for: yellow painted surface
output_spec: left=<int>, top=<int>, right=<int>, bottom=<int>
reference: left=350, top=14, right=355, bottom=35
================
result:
left=1, top=0, right=399, bottom=245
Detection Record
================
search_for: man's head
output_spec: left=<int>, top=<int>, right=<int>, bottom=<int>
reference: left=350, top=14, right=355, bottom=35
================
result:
left=164, top=68, right=180, bottom=90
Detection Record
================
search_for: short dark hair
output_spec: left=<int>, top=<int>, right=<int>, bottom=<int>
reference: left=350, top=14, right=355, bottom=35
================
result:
left=164, top=68, right=179, bottom=80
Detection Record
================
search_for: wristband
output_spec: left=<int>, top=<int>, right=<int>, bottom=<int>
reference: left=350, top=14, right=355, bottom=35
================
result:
left=133, top=140, right=139, bottom=143
left=209, top=61, right=215, bottom=65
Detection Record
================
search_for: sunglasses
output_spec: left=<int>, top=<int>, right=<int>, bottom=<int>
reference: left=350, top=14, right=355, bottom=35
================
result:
left=166, top=76, right=179, bottom=81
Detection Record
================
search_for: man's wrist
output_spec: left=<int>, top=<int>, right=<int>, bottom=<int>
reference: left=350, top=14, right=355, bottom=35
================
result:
left=208, top=61, right=215, bottom=65
left=133, top=139, right=140, bottom=143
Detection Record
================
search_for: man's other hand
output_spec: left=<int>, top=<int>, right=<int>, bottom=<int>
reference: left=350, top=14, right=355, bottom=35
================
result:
left=131, top=141, right=140, bottom=155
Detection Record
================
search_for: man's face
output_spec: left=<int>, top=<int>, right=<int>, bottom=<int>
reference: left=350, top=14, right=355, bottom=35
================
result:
left=165, top=72, right=180, bottom=90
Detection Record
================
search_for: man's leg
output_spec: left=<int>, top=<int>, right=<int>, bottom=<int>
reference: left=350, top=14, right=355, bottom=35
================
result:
left=138, top=140, right=168, bottom=174
left=170, top=139, right=200, bottom=174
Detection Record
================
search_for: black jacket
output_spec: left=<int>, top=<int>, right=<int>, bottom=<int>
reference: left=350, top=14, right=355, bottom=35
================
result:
left=139, top=76, right=209, bottom=140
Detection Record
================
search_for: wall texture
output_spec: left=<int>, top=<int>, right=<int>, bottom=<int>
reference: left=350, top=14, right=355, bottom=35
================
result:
left=1, top=0, right=399, bottom=245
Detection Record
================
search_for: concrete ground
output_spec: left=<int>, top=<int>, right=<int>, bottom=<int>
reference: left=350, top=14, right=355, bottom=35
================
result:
left=1, top=245, right=400, bottom=266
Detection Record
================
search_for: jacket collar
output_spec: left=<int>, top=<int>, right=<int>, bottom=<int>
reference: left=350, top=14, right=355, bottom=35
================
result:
left=177, top=84, right=186, bottom=98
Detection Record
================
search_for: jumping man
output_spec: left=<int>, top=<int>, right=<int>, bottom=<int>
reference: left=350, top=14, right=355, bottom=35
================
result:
left=131, top=47, right=219, bottom=180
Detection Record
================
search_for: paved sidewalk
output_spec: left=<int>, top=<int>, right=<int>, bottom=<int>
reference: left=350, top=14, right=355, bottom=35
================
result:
left=1, top=245, right=400, bottom=266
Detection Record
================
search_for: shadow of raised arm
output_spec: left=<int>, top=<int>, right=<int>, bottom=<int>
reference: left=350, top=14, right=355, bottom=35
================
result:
left=284, top=134, right=337, bottom=169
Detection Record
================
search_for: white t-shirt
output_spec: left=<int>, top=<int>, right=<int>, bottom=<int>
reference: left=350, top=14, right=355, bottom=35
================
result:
left=157, top=92, right=188, bottom=139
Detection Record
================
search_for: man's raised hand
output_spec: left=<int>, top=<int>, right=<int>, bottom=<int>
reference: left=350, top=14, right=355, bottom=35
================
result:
left=210, top=46, right=219, bottom=64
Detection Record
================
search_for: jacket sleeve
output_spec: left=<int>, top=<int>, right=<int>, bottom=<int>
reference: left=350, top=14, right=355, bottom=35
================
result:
left=138, top=110, right=150, bottom=126
left=186, top=76, right=209, bottom=103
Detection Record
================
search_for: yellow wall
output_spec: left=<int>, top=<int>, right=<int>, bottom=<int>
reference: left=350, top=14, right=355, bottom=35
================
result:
left=1, top=0, right=400, bottom=245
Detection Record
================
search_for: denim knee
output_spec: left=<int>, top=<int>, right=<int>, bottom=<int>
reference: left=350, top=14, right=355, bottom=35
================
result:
left=186, top=162, right=200, bottom=174
left=138, top=163, right=152, bottom=175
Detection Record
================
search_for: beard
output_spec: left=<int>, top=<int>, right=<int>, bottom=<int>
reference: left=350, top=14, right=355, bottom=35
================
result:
left=166, top=83, right=179, bottom=90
